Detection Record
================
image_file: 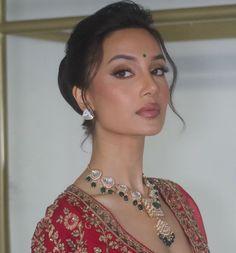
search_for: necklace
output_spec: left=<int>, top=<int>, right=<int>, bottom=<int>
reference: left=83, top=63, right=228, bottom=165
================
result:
left=85, top=166, right=175, bottom=247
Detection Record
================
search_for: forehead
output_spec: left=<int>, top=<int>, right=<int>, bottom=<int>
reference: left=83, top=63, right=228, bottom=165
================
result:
left=102, top=28, right=162, bottom=59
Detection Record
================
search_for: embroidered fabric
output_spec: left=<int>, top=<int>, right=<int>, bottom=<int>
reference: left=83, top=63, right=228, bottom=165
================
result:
left=31, top=178, right=209, bottom=253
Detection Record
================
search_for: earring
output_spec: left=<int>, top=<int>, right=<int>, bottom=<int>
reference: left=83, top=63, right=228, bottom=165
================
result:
left=82, top=108, right=94, bottom=120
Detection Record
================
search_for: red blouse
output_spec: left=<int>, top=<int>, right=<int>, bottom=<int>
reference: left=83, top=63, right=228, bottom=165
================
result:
left=31, top=178, right=209, bottom=253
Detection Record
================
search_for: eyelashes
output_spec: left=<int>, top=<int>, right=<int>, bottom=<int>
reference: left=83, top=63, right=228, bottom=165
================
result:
left=151, top=66, right=169, bottom=76
left=111, top=66, right=169, bottom=79
left=111, top=68, right=133, bottom=79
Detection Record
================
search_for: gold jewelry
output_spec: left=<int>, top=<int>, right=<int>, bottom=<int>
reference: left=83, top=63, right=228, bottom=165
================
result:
left=85, top=166, right=175, bottom=246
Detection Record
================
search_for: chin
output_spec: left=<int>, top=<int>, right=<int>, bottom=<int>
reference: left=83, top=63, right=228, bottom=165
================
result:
left=144, top=128, right=163, bottom=136
left=145, top=122, right=166, bottom=136
left=132, top=125, right=164, bottom=136
left=135, top=115, right=166, bottom=136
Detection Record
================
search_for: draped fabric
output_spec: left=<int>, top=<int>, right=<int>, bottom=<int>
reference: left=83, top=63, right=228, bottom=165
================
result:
left=31, top=178, right=209, bottom=253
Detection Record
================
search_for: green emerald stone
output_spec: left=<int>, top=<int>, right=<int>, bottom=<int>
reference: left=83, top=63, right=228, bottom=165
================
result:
left=86, top=176, right=91, bottom=182
left=159, top=233, right=175, bottom=247
left=100, top=187, right=106, bottom=193
left=152, top=201, right=161, bottom=208
left=108, top=189, right=113, bottom=194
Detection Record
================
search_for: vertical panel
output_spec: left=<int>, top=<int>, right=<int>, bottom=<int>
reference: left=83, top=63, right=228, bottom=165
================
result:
left=0, top=0, right=10, bottom=251
left=0, top=33, right=10, bottom=253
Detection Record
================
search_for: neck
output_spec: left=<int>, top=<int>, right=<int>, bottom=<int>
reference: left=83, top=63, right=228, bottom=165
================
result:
left=88, top=129, right=146, bottom=194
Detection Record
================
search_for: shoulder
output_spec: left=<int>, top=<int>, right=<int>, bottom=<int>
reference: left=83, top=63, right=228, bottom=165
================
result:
left=150, top=177, right=201, bottom=208
left=31, top=190, right=89, bottom=253
left=149, top=177, right=208, bottom=242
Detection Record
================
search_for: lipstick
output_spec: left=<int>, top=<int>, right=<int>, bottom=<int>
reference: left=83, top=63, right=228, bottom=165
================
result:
left=136, top=103, right=161, bottom=119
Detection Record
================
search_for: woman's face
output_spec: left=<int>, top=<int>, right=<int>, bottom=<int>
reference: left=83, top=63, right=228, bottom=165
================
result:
left=87, top=28, right=170, bottom=137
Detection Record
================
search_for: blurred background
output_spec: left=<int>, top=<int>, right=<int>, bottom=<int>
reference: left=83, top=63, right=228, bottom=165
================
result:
left=1, top=0, right=236, bottom=252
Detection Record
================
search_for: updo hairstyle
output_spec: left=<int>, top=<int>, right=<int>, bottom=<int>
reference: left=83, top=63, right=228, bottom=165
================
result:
left=58, top=0, right=184, bottom=138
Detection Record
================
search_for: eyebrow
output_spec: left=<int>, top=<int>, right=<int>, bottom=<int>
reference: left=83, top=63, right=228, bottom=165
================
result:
left=107, top=53, right=165, bottom=64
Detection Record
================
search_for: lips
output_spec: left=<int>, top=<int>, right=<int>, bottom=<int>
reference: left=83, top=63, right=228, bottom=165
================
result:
left=136, top=103, right=161, bottom=118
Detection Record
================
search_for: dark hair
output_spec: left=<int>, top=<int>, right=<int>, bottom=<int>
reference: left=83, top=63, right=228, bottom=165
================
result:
left=58, top=0, right=185, bottom=138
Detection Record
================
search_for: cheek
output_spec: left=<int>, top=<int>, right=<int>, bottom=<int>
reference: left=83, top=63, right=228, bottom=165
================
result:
left=162, top=84, right=170, bottom=105
left=90, top=81, right=129, bottom=115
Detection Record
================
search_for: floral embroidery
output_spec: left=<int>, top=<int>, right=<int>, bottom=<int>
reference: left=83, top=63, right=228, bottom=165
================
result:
left=32, top=179, right=209, bottom=253
left=57, top=208, right=80, bottom=231
left=93, top=247, right=102, bottom=253
left=155, top=179, right=209, bottom=253
left=67, top=185, right=151, bottom=253
left=32, top=194, right=88, bottom=253
left=32, top=234, right=47, bottom=253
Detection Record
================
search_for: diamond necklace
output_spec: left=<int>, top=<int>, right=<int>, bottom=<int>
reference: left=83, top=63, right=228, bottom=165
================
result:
left=85, top=166, right=175, bottom=247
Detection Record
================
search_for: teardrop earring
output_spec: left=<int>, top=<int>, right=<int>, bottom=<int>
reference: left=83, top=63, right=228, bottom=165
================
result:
left=82, top=108, right=94, bottom=120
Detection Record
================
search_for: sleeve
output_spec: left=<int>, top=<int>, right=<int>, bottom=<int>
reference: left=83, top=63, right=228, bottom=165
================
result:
left=31, top=195, right=89, bottom=253
left=31, top=216, right=60, bottom=253
left=176, top=184, right=208, bottom=243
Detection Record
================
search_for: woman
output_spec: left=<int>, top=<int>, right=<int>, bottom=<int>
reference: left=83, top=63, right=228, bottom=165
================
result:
left=31, top=1, right=209, bottom=253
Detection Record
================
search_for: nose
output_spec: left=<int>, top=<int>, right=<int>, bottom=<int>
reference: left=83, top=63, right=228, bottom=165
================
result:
left=140, top=71, right=160, bottom=97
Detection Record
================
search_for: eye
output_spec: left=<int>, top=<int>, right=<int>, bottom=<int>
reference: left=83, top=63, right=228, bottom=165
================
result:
left=151, top=66, right=169, bottom=77
left=112, top=69, right=133, bottom=79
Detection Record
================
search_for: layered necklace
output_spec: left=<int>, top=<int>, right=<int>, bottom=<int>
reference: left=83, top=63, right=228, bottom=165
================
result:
left=85, top=165, right=175, bottom=247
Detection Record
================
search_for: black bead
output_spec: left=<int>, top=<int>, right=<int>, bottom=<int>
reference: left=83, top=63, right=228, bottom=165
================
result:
left=91, top=182, right=96, bottom=187
left=137, top=204, right=143, bottom=210
left=133, top=200, right=138, bottom=206
left=119, top=191, right=125, bottom=197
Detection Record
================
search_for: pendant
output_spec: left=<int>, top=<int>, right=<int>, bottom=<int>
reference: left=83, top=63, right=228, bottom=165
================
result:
left=155, top=219, right=175, bottom=247
left=142, top=198, right=164, bottom=218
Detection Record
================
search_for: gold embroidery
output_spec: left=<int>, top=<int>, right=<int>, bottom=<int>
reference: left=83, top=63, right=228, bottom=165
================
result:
left=67, top=193, right=135, bottom=252
left=32, top=194, right=88, bottom=253
left=67, top=185, right=152, bottom=253
left=32, top=233, right=47, bottom=253
left=66, top=179, right=209, bottom=253
left=32, top=179, right=209, bottom=253
left=155, top=179, right=209, bottom=253
left=93, top=247, right=102, bottom=253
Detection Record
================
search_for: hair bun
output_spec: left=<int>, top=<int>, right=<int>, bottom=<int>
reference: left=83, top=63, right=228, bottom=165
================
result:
left=58, top=57, right=82, bottom=115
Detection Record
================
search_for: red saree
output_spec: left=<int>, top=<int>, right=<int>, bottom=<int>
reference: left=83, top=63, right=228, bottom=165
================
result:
left=31, top=178, right=209, bottom=253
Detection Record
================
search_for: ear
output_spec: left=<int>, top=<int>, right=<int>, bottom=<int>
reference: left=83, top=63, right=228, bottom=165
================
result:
left=72, top=86, right=94, bottom=111
left=72, top=86, right=86, bottom=111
